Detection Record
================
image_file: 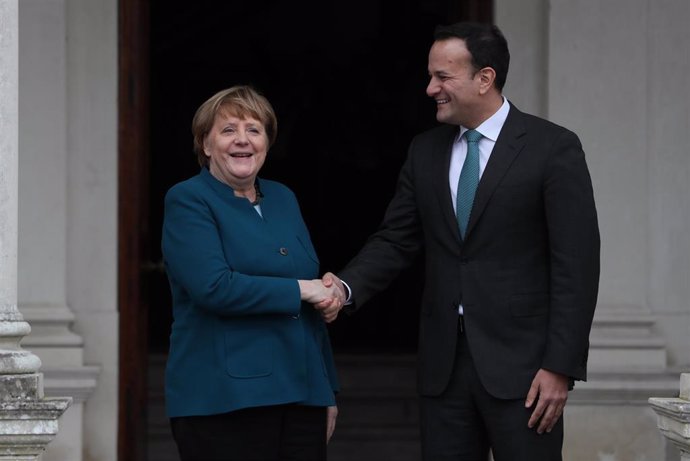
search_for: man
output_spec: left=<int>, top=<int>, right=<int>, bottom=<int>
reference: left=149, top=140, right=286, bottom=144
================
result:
left=319, top=21, right=600, bottom=460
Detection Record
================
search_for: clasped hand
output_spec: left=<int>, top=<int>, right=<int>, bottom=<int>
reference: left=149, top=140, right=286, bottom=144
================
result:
left=299, top=273, right=345, bottom=323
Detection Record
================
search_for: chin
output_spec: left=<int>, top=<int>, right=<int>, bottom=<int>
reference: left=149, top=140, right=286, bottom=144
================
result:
left=436, top=113, right=451, bottom=124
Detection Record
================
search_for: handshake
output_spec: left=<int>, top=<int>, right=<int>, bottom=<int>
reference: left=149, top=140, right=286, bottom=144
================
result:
left=298, top=272, right=346, bottom=323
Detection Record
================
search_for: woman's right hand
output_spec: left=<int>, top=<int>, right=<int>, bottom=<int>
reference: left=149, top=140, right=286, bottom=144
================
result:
left=326, top=405, right=338, bottom=443
left=298, top=279, right=344, bottom=322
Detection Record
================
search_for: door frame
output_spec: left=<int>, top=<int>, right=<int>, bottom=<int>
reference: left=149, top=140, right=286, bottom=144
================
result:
left=118, top=0, right=150, bottom=459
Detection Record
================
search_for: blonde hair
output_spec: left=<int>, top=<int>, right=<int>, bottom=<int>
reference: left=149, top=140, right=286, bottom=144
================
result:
left=191, top=85, right=278, bottom=167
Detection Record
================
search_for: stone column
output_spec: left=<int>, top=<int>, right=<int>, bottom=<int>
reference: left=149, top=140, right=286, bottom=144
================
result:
left=17, top=1, right=100, bottom=458
left=0, top=1, right=71, bottom=458
left=649, top=373, right=690, bottom=461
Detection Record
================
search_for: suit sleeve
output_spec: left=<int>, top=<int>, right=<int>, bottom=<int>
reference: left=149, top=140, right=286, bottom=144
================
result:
left=161, top=185, right=301, bottom=317
left=541, top=130, right=600, bottom=380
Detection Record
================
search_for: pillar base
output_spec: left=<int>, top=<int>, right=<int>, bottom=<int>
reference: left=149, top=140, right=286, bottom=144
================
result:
left=649, top=373, right=690, bottom=460
left=0, top=373, right=71, bottom=460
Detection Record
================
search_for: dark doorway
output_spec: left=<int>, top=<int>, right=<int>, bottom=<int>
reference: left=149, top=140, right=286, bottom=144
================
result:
left=147, top=2, right=450, bottom=355
left=120, top=1, right=493, bottom=460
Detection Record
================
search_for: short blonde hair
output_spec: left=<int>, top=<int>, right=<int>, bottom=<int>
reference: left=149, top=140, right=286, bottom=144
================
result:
left=191, top=85, right=278, bottom=167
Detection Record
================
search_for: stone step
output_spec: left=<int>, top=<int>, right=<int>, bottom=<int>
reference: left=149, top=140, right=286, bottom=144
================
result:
left=588, top=305, right=669, bottom=371
left=591, top=313, right=659, bottom=337
left=146, top=353, right=423, bottom=461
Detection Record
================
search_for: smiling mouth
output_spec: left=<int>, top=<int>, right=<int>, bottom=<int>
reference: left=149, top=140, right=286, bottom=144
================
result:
left=436, top=99, right=449, bottom=105
left=230, top=153, right=253, bottom=158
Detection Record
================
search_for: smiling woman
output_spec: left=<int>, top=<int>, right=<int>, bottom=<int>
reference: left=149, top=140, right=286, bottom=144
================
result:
left=160, top=85, right=343, bottom=461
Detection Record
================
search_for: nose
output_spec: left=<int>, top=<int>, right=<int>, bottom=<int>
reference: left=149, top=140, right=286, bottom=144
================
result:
left=426, top=77, right=438, bottom=97
left=233, top=130, right=249, bottom=144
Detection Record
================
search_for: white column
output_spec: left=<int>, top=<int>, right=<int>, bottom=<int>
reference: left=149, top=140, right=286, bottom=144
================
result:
left=17, top=2, right=100, bottom=459
left=65, top=0, right=119, bottom=458
left=0, top=0, right=40, bottom=377
left=495, top=0, right=548, bottom=117
left=647, top=0, right=690, bottom=368
left=0, top=1, right=71, bottom=458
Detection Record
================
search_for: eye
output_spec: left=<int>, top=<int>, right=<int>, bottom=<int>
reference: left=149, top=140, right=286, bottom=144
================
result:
left=247, top=125, right=264, bottom=135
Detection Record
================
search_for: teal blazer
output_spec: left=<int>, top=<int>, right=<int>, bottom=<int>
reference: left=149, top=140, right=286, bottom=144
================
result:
left=161, top=167, right=339, bottom=418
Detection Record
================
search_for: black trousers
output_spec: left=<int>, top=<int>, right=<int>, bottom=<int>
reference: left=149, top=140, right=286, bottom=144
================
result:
left=420, top=323, right=563, bottom=461
left=170, top=404, right=327, bottom=461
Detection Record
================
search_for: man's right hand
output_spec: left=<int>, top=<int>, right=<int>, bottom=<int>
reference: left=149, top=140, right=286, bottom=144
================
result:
left=314, top=272, right=346, bottom=322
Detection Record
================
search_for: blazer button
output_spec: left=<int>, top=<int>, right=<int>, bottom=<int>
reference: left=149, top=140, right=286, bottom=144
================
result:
left=279, top=247, right=289, bottom=256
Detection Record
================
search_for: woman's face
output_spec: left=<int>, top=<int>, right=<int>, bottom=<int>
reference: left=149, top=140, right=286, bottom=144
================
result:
left=204, top=110, right=268, bottom=189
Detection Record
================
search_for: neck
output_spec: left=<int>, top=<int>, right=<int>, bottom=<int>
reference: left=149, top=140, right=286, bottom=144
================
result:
left=466, top=93, right=504, bottom=129
left=232, top=183, right=255, bottom=202
left=234, top=180, right=263, bottom=206
left=207, top=166, right=258, bottom=203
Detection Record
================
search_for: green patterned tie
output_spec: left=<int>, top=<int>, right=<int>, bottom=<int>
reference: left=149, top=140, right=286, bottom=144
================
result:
left=456, top=129, right=482, bottom=238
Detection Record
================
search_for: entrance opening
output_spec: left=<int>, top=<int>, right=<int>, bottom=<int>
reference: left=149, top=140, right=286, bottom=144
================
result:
left=147, top=2, right=455, bottom=356
left=120, top=2, right=493, bottom=459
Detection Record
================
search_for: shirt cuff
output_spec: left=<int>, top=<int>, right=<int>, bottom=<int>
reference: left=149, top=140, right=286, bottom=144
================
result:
left=341, top=279, right=353, bottom=305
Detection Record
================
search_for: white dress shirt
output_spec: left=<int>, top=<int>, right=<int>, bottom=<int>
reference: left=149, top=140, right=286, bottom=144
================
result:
left=451, top=97, right=511, bottom=314
left=449, top=97, right=511, bottom=213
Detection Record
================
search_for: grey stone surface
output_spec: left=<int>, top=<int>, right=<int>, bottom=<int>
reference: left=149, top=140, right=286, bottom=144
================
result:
left=1, top=5, right=72, bottom=457
left=650, top=373, right=690, bottom=460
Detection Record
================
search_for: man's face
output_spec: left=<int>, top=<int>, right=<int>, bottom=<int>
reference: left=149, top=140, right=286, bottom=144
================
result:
left=426, top=38, right=483, bottom=127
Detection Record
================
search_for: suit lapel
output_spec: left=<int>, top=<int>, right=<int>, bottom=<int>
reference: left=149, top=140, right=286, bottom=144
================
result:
left=465, top=104, right=527, bottom=238
left=431, top=125, right=464, bottom=245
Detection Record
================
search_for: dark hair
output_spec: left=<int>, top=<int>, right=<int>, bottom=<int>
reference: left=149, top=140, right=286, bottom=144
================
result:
left=191, top=85, right=278, bottom=167
left=434, top=22, right=510, bottom=91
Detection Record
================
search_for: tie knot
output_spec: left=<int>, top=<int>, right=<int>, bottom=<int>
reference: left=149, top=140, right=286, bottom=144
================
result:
left=464, top=129, right=482, bottom=144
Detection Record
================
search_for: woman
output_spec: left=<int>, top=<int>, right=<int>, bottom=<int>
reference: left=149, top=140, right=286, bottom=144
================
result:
left=161, top=85, right=341, bottom=461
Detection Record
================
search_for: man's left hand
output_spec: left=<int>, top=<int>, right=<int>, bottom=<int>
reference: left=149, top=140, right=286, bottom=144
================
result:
left=525, top=368, right=569, bottom=434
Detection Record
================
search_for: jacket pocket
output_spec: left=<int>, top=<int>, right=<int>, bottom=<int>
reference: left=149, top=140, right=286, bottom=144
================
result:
left=224, top=330, right=273, bottom=378
left=509, top=293, right=548, bottom=317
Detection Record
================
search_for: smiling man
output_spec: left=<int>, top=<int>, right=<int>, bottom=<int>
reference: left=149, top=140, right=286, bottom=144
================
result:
left=320, top=21, right=600, bottom=461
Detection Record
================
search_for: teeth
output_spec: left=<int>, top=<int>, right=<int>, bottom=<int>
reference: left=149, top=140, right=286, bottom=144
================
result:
left=437, top=99, right=449, bottom=104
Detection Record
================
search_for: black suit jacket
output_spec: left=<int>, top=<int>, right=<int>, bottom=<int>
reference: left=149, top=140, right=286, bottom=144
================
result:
left=339, top=103, right=600, bottom=399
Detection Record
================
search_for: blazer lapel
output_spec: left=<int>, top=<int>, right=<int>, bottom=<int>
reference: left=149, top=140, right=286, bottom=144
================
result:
left=465, top=104, right=527, bottom=238
left=432, top=126, right=464, bottom=245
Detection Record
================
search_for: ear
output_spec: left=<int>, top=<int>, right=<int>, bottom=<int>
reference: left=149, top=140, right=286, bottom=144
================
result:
left=202, top=137, right=211, bottom=158
left=477, top=67, right=497, bottom=95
